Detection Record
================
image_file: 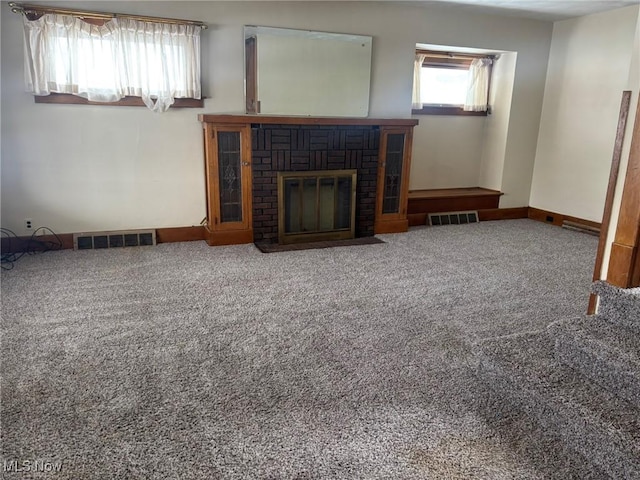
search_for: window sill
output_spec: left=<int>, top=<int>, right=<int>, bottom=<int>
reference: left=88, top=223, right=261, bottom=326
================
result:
left=34, top=93, right=204, bottom=108
left=411, top=105, right=488, bottom=116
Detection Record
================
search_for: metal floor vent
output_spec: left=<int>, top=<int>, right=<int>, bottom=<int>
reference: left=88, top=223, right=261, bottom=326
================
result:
left=428, top=211, right=479, bottom=226
left=73, top=230, right=156, bottom=250
left=561, top=220, right=600, bottom=237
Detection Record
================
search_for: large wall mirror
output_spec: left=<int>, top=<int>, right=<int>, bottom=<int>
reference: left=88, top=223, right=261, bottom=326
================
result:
left=244, top=26, right=372, bottom=117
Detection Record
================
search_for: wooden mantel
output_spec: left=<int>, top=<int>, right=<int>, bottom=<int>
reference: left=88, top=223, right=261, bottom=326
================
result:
left=198, top=114, right=419, bottom=127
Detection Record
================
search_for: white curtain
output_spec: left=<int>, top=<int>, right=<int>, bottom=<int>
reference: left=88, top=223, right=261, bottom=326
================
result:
left=464, top=58, right=492, bottom=112
left=411, top=54, right=427, bottom=109
left=23, top=14, right=201, bottom=112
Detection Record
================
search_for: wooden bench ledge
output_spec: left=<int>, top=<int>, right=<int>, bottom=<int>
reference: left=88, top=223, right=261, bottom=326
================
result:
left=408, top=187, right=503, bottom=200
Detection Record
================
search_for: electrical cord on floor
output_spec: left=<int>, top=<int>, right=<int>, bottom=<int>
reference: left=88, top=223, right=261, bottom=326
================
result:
left=1, top=226, right=63, bottom=270
left=1, top=228, right=26, bottom=270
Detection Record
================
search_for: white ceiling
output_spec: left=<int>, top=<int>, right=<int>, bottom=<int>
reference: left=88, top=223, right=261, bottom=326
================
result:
left=399, top=0, right=639, bottom=21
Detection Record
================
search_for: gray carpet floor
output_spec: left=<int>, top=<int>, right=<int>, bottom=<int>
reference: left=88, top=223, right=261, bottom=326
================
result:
left=1, top=219, right=598, bottom=479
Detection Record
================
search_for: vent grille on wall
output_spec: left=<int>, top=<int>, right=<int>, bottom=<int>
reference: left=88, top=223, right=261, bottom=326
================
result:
left=561, top=220, right=600, bottom=236
left=428, top=211, right=479, bottom=226
left=73, top=230, right=156, bottom=250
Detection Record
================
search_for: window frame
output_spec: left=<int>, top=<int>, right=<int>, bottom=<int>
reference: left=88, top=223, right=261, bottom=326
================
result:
left=412, top=51, right=492, bottom=117
left=33, top=93, right=204, bottom=108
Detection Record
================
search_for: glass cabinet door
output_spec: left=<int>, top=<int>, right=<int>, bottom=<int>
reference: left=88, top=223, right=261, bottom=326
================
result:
left=375, top=127, right=413, bottom=234
left=204, top=124, right=253, bottom=245
left=381, top=133, right=406, bottom=215
left=217, top=131, right=244, bottom=223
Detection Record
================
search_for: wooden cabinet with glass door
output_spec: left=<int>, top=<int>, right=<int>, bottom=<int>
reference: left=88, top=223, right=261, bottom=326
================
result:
left=202, top=123, right=253, bottom=245
left=374, top=126, right=414, bottom=234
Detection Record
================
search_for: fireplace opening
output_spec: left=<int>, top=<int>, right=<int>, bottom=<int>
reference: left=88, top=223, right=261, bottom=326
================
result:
left=277, top=170, right=357, bottom=244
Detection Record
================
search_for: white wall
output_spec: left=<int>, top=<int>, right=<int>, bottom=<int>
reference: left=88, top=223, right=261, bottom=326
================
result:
left=409, top=116, right=485, bottom=190
left=529, top=5, right=640, bottom=221
left=1, top=1, right=552, bottom=235
left=478, top=52, right=517, bottom=193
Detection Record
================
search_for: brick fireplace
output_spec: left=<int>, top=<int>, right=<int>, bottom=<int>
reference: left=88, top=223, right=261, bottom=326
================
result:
left=251, top=124, right=380, bottom=243
left=198, top=115, right=418, bottom=247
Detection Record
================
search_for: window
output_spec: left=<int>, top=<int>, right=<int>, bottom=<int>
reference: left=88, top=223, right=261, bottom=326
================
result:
left=21, top=10, right=203, bottom=112
left=412, top=50, right=493, bottom=116
left=420, top=67, right=469, bottom=105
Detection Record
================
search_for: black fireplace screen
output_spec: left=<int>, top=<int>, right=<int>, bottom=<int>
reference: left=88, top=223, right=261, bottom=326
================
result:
left=278, top=170, right=357, bottom=244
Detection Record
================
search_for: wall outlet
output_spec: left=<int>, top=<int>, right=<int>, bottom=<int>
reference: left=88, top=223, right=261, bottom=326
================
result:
left=25, top=218, right=33, bottom=230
